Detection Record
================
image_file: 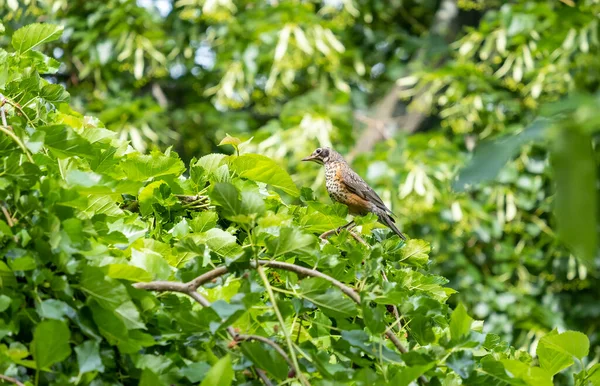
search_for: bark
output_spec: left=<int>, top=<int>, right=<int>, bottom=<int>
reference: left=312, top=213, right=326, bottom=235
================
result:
left=348, top=0, right=462, bottom=160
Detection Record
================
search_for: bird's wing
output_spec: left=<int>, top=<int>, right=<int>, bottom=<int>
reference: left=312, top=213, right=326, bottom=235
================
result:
left=341, top=168, right=394, bottom=216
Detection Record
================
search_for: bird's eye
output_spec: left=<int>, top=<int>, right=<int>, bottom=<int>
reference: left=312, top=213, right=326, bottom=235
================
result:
left=315, top=148, right=322, bottom=154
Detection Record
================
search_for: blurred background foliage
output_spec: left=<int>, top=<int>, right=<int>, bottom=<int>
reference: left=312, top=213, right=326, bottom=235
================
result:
left=2, top=0, right=600, bottom=363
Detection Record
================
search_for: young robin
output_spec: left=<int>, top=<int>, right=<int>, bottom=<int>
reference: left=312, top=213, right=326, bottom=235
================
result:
left=302, top=147, right=407, bottom=240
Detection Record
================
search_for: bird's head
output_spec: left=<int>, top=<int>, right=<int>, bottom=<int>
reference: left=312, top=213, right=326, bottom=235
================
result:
left=302, top=147, right=337, bottom=165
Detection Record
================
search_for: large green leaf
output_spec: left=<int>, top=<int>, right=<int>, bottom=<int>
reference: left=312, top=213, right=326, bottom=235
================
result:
left=75, top=341, right=105, bottom=375
left=266, top=227, right=316, bottom=257
left=231, top=154, right=299, bottom=196
left=190, top=228, right=243, bottom=258
left=12, top=23, right=64, bottom=54
left=551, top=126, right=597, bottom=265
left=210, top=182, right=242, bottom=218
left=131, top=248, right=172, bottom=280
left=240, top=341, right=289, bottom=380
left=120, top=150, right=186, bottom=181
left=399, top=239, right=430, bottom=265
left=450, top=303, right=473, bottom=341
left=200, top=355, right=234, bottom=386
left=80, top=267, right=130, bottom=310
left=299, top=278, right=357, bottom=319
left=500, top=359, right=552, bottom=386
left=39, top=125, right=94, bottom=158
left=454, top=119, right=549, bottom=191
left=31, top=320, right=71, bottom=370
left=536, top=330, right=589, bottom=376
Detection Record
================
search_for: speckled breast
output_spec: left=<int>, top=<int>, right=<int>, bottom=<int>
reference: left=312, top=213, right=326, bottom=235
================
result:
left=324, top=163, right=348, bottom=203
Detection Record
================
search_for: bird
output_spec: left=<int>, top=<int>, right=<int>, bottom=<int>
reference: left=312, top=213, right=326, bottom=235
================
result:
left=302, top=147, right=406, bottom=240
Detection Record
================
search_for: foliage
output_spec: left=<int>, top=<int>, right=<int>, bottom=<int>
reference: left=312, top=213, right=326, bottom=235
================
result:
left=1, top=23, right=598, bottom=386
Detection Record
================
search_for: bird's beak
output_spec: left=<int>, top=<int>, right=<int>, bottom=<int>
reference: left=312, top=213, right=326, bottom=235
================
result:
left=302, top=155, right=317, bottom=162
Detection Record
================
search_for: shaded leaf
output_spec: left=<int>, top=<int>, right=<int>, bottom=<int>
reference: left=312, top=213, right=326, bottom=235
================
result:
left=32, top=320, right=71, bottom=370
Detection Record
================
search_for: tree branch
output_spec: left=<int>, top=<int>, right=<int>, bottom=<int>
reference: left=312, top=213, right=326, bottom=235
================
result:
left=134, top=276, right=293, bottom=385
left=187, top=266, right=229, bottom=290
left=348, top=0, right=461, bottom=161
left=135, top=260, right=426, bottom=381
left=0, top=374, right=25, bottom=386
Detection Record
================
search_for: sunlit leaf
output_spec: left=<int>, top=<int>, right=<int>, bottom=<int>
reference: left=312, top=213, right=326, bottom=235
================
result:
left=12, top=23, right=63, bottom=54
left=231, top=154, right=299, bottom=196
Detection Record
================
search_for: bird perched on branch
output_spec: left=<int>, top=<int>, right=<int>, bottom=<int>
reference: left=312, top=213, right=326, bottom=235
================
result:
left=302, top=147, right=407, bottom=240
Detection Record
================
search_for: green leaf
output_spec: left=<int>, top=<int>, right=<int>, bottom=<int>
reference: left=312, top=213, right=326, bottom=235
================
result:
left=131, top=248, right=172, bottom=280
left=399, top=239, right=430, bottom=265
left=500, top=359, right=552, bottom=386
left=80, top=267, right=130, bottom=310
left=195, top=154, right=228, bottom=175
left=474, top=357, right=526, bottom=385
left=219, top=134, right=242, bottom=148
left=240, top=341, right=289, bottom=380
left=39, top=125, right=94, bottom=158
left=40, top=82, right=69, bottom=103
left=182, top=362, right=211, bottom=383
left=536, top=330, right=589, bottom=375
left=447, top=351, right=475, bottom=378
left=454, top=119, right=549, bottom=191
left=120, top=150, right=185, bottom=181
left=200, top=355, right=234, bottom=386
left=190, top=212, right=218, bottom=232
left=12, top=23, right=64, bottom=54
left=75, top=340, right=105, bottom=375
left=299, top=278, right=357, bottom=319
left=31, top=320, right=71, bottom=370
left=266, top=227, right=316, bottom=257
left=38, top=299, right=70, bottom=320
left=90, top=305, right=129, bottom=344
left=587, top=364, right=600, bottom=386
left=362, top=301, right=386, bottom=334
left=551, top=127, right=597, bottom=265
left=450, top=303, right=473, bottom=341
left=140, top=369, right=162, bottom=386
left=340, top=330, right=402, bottom=363
left=231, top=154, right=299, bottom=196
left=190, top=228, right=243, bottom=258
left=392, top=363, right=435, bottom=386
left=0, top=294, right=11, bottom=312
left=138, top=180, right=170, bottom=216
left=210, top=182, right=242, bottom=218
left=106, top=264, right=152, bottom=282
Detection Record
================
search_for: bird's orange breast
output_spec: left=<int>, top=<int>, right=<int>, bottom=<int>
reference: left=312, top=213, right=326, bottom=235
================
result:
left=344, top=192, right=372, bottom=216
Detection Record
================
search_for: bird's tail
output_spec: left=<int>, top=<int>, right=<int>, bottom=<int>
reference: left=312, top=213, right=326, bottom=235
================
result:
left=379, top=214, right=407, bottom=241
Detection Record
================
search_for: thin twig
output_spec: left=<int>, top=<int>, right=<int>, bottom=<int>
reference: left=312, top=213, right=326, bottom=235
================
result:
left=135, top=260, right=426, bottom=383
left=134, top=280, right=283, bottom=385
left=0, top=374, right=25, bottom=386
left=0, top=126, right=34, bottom=163
left=0, top=98, right=8, bottom=128
left=255, top=369, right=273, bottom=386
left=1, top=95, right=33, bottom=127
left=257, top=266, right=309, bottom=386
left=319, top=228, right=367, bottom=246
left=1, top=206, right=15, bottom=227
left=187, top=266, right=229, bottom=290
